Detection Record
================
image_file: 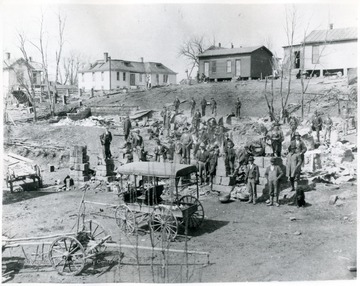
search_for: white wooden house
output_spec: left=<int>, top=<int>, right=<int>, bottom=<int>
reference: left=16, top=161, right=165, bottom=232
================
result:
left=78, top=53, right=177, bottom=91
left=283, top=26, right=357, bottom=77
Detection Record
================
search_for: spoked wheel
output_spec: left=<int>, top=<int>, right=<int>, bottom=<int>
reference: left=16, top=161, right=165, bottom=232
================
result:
left=79, top=220, right=108, bottom=254
left=178, top=195, right=204, bottom=229
left=149, top=206, right=178, bottom=247
left=115, top=204, right=136, bottom=235
left=48, top=236, right=85, bottom=276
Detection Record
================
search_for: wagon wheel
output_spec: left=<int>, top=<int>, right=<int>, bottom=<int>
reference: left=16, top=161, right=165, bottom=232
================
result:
left=179, top=195, right=204, bottom=229
left=115, top=204, right=136, bottom=235
left=48, top=236, right=85, bottom=276
left=149, top=206, right=178, bottom=247
left=79, top=220, right=108, bottom=254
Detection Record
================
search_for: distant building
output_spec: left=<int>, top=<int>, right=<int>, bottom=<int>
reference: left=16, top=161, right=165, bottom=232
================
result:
left=78, top=53, right=177, bottom=91
left=3, top=52, right=44, bottom=97
left=282, top=26, right=357, bottom=77
left=198, top=44, right=274, bottom=80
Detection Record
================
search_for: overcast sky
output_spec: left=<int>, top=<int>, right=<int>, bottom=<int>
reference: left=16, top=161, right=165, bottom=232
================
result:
left=2, top=0, right=358, bottom=81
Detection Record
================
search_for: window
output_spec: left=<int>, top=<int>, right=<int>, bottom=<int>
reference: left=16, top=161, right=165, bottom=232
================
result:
left=117, top=72, right=120, bottom=81
left=101, top=71, right=104, bottom=81
left=32, top=72, right=37, bottom=84
left=312, top=45, right=320, bottom=64
left=82, top=73, right=84, bottom=82
left=227, top=60, right=231, bottom=73
left=123, top=72, right=126, bottom=81
left=211, top=61, right=216, bottom=73
left=139, top=73, right=142, bottom=82
left=156, top=74, right=159, bottom=84
left=92, top=72, right=95, bottom=81
left=163, top=74, right=168, bottom=83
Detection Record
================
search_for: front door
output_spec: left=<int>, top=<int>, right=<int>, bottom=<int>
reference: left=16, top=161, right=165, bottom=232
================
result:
left=235, top=60, right=241, bottom=77
left=204, top=62, right=210, bottom=77
left=130, top=74, right=136, bottom=86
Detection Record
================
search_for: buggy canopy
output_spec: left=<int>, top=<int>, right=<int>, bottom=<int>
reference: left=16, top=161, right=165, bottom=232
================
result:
left=117, top=162, right=197, bottom=178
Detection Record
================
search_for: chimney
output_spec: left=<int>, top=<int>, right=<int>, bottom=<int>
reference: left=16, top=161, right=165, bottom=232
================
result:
left=231, top=43, right=234, bottom=49
left=29, top=56, right=32, bottom=62
left=329, top=23, right=334, bottom=30
left=5, top=52, right=10, bottom=60
left=140, top=57, right=144, bottom=63
left=218, top=43, right=221, bottom=48
left=104, top=52, right=108, bottom=62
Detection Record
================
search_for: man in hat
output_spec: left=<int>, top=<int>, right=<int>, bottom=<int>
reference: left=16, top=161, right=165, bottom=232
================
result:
left=180, top=127, right=193, bottom=164
left=224, top=140, right=236, bottom=176
left=271, top=123, right=284, bottom=157
left=245, top=156, right=260, bottom=205
left=208, top=144, right=220, bottom=188
left=123, top=115, right=132, bottom=141
left=210, top=98, right=217, bottom=116
left=288, top=132, right=307, bottom=164
left=311, top=110, right=323, bottom=143
left=190, top=97, right=196, bottom=117
left=154, top=139, right=168, bottom=162
left=192, top=109, right=201, bottom=132
left=264, top=157, right=284, bottom=206
left=286, top=145, right=302, bottom=194
left=196, top=143, right=210, bottom=185
left=323, top=114, right=333, bottom=143
left=289, top=116, right=298, bottom=141
left=201, top=97, right=207, bottom=116
left=235, top=98, right=242, bottom=118
left=100, top=127, right=112, bottom=160
left=132, top=129, right=144, bottom=161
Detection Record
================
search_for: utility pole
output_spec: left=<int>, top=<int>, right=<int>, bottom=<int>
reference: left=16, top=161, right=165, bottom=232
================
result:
left=109, top=56, right=112, bottom=91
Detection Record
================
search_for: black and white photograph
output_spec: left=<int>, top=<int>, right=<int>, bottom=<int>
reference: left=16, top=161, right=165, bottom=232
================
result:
left=1, top=0, right=358, bottom=283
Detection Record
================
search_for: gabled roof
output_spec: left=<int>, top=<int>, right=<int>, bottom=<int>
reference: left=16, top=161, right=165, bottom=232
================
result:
left=79, top=59, right=177, bottom=74
left=304, top=27, right=357, bottom=44
left=198, top=46, right=272, bottom=58
left=3, top=58, right=43, bottom=71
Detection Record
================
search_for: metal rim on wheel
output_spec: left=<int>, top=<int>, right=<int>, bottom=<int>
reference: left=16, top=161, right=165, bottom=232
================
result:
left=80, top=220, right=108, bottom=254
left=149, top=206, right=178, bottom=247
left=48, top=236, right=85, bottom=276
left=115, top=204, right=136, bottom=234
left=179, top=195, right=204, bottom=229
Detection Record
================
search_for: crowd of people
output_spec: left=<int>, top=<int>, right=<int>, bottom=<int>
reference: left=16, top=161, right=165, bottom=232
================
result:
left=99, top=97, right=353, bottom=207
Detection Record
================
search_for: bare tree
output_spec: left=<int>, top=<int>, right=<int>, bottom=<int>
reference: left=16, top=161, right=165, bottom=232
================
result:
left=62, top=52, right=83, bottom=85
left=178, top=35, right=208, bottom=79
left=55, top=12, right=66, bottom=85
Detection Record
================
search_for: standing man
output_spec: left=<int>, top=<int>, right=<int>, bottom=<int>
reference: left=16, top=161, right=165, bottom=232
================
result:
left=323, top=114, right=333, bottom=143
left=174, top=97, right=181, bottom=114
left=180, top=127, right=193, bottom=164
left=192, top=109, right=202, bottom=132
left=289, top=116, right=298, bottom=141
left=160, top=106, right=167, bottom=129
left=341, top=105, right=349, bottom=136
left=210, top=98, right=217, bottom=116
left=288, top=132, right=307, bottom=164
left=264, top=157, right=284, bottom=207
left=271, top=123, right=284, bottom=157
left=286, top=145, right=302, bottom=194
left=311, top=110, right=323, bottom=144
left=208, top=144, right=219, bottom=188
left=235, top=98, right=242, bottom=118
left=224, top=140, right=236, bottom=176
left=100, top=127, right=112, bottom=160
left=201, top=97, right=207, bottom=117
left=132, top=129, right=144, bottom=161
left=245, top=156, right=260, bottom=205
left=154, top=139, right=167, bottom=162
left=196, top=143, right=210, bottom=185
left=190, top=97, right=196, bottom=117
left=123, top=115, right=132, bottom=141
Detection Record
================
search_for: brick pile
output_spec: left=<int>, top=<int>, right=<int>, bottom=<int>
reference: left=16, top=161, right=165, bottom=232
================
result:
left=212, top=157, right=236, bottom=193
left=69, top=145, right=90, bottom=182
left=95, top=158, right=116, bottom=182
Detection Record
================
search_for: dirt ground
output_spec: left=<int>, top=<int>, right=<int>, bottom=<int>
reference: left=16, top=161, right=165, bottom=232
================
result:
left=2, top=79, right=357, bottom=283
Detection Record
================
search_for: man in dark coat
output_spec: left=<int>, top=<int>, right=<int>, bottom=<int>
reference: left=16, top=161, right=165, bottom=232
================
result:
left=190, top=98, right=196, bottom=117
left=210, top=98, right=217, bottom=116
left=196, top=143, right=210, bottom=185
left=288, top=132, right=307, bottom=164
left=311, top=110, right=322, bottom=144
left=271, top=123, right=284, bottom=157
left=235, top=98, right=242, bottom=118
left=245, top=156, right=260, bottom=205
left=192, top=109, right=201, bottom=132
left=201, top=97, right=207, bottom=116
left=123, top=115, right=132, bottom=141
left=100, top=127, right=113, bottom=159
left=180, top=127, right=193, bottom=164
left=174, top=97, right=181, bottom=114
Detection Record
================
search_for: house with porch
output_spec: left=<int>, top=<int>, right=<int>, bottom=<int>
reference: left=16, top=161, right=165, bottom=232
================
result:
left=282, top=26, right=357, bottom=77
left=78, top=53, right=177, bottom=91
left=198, top=44, right=274, bottom=80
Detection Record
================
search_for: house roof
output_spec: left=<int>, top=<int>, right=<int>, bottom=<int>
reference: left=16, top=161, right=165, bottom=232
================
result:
left=304, top=27, right=357, bottom=44
left=283, top=27, right=358, bottom=48
left=3, top=58, right=43, bottom=71
left=198, top=46, right=272, bottom=58
left=79, top=59, right=177, bottom=74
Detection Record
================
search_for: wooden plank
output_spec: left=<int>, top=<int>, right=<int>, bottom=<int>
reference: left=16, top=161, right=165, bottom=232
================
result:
left=7, top=152, right=34, bottom=164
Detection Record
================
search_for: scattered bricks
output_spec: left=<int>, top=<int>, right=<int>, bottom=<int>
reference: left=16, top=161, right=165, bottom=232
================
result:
left=329, top=195, right=338, bottom=205
left=254, top=157, right=264, bottom=168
